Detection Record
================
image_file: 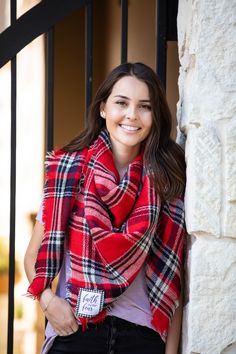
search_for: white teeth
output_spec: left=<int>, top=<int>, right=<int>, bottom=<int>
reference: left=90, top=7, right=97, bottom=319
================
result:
left=120, top=124, right=140, bottom=131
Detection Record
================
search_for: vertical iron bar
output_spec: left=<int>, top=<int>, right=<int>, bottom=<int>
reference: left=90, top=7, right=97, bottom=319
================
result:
left=121, top=0, right=128, bottom=63
left=8, top=0, right=17, bottom=353
left=156, top=0, right=167, bottom=90
left=166, top=0, right=178, bottom=41
left=85, top=0, right=93, bottom=120
left=46, top=28, right=54, bottom=151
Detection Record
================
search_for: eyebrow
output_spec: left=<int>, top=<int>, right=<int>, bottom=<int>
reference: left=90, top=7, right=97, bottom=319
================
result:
left=114, top=95, right=151, bottom=102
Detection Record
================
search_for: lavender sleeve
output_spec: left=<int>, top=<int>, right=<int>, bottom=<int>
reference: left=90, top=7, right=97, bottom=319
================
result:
left=36, top=201, right=43, bottom=224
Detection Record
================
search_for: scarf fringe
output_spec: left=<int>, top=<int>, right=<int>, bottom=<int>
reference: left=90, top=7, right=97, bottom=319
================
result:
left=92, top=309, right=107, bottom=324
left=79, top=309, right=107, bottom=331
left=22, top=292, right=39, bottom=300
left=26, top=278, right=49, bottom=300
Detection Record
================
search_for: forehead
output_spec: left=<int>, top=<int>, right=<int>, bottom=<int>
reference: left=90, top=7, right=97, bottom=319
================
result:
left=110, top=76, right=150, bottom=98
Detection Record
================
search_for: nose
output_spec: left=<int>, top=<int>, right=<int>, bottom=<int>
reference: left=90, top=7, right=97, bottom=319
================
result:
left=126, top=106, right=137, bottom=120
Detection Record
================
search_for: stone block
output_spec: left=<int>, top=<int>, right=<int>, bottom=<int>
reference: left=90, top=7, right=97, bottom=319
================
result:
left=182, top=237, right=236, bottom=354
left=221, top=120, right=236, bottom=238
left=223, top=203, right=236, bottom=239
left=177, top=1, right=236, bottom=129
left=221, top=342, right=236, bottom=354
left=225, top=120, right=236, bottom=202
left=185, top=126, right=221, bottom=237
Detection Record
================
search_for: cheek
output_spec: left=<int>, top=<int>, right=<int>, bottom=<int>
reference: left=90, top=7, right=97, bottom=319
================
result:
left=105, top=108, right=123, bottom=123
left=142, top=114, right=153, bottom=129
left=104, top=116, right=119, bottom=132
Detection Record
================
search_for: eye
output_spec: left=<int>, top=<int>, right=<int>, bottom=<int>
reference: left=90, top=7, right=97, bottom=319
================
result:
left=140, top=104, right=151, bottom=110
left=115, top=100, right=127, bottom=107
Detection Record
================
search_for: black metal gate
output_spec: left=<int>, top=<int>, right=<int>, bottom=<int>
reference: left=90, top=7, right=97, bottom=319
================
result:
left=0, top=1, right=178, bottom=353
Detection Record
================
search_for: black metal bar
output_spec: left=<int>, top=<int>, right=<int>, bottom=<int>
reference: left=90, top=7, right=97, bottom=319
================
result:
left=166, top=0, right=178, bottom=41
left=8, top=57, right=16, bottom=354
left=121, top=0, right=128, bottom=63
left=7, top=0, right=17, bottom=352
left=85, top=0, right=93, bottom=117
left=10, top=0, right=16, bottom=24
left=156, top=0, right=167, bottom=89
left=46, top=28, right=54, bottom=151
left=0, top=0, right=88, bottom=68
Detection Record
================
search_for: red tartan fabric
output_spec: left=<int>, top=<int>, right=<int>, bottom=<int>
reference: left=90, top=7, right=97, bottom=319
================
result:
left=27, top=130, right=185, bottom=341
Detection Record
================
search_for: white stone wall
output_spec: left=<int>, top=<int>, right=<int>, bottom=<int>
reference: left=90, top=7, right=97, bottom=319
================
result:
left=177, top=1, right=236, bottom=353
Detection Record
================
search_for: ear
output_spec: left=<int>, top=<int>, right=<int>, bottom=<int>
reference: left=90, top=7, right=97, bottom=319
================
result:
left=100, top=102, right=106, bottom=119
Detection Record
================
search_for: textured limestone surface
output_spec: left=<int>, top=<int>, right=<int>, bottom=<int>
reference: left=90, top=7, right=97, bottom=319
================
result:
left=177, top=0, right=236, bottom=128
left=177, top=0, right=236, bottom=239
left=223, top=120, right=236, bottom=238
left=177, top=0, right=236, bottom=353
left=225, top=120, right=236, bottom=202
left=184, top=126, right=221, bottom=237
left=221, top=343, right=236, bottom=354
left=182, top=237, right=236, bottom=354
left=184, top=119, right=236, bottom=239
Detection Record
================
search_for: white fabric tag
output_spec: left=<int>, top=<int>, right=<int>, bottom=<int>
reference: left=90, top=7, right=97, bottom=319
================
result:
left=76, top=288, right=104, bottom=317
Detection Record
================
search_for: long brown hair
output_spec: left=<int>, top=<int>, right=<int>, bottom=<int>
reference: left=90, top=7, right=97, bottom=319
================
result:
left=63, top=62, right=186, bottom=201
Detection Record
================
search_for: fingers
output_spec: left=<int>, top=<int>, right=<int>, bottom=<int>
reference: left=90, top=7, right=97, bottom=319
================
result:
left=67, top=312, right=79, bottom=332
left=71, top=324, right=79, bottom=333
left=57, top=327, right=78, bottom=337
left=59, top=318, right=79, bottom=336
left=49, top=319, right=78, bottom=336
left=57, top=329, right=74, bottom=336
left=51, top=321, right=78, bottom=336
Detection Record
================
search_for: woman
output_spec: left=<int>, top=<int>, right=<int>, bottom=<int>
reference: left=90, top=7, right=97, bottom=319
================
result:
left=24, top=62, right=186, bottom=354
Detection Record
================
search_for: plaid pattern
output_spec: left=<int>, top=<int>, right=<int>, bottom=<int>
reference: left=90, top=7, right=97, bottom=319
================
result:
left=27, top=130, right=185, bottom=341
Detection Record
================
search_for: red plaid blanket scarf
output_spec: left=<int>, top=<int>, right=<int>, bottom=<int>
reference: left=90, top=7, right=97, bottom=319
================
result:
left=27, top=129, right=185, bottom=341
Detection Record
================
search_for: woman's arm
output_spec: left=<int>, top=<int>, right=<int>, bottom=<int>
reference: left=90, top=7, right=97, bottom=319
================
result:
left=24, top=221, right=44, bottom=283
left=24, top=221, right=79, bottom=336
left=165, top=292, right=183, bottom=354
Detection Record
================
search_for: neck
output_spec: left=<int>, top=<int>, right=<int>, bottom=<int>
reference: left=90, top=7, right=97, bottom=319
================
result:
left=112, top=148, right=139, bottom=168
left=111, top=144, right=140, bottom=180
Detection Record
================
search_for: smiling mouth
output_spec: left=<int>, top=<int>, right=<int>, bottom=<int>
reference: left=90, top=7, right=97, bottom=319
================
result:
left=119, top=124, right=141, bottom=131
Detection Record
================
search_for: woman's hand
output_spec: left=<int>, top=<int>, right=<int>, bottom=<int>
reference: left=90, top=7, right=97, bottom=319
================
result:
left=25, top=221, right=79, bottom=336
left=39, top=289, right=79, bottom=336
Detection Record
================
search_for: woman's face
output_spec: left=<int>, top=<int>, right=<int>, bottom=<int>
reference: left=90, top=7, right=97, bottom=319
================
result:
left=101, top=76, right=153, bottom=160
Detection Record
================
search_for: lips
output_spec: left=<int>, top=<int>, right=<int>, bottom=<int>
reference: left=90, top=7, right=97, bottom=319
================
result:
left=119, top=124, right=141, bottom=131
